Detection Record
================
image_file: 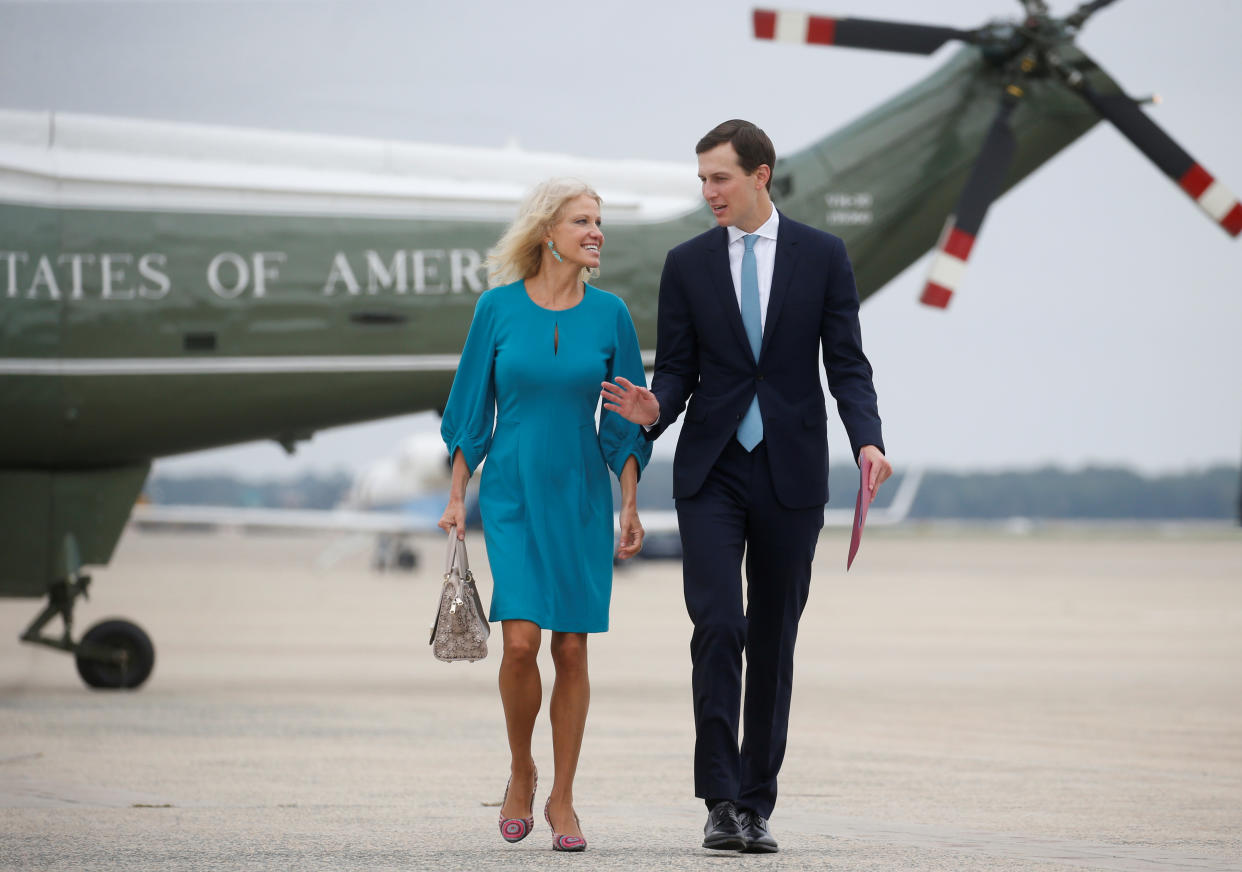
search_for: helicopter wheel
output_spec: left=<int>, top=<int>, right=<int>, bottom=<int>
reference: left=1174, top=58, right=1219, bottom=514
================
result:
left=74, top=619, right=156, bottom=690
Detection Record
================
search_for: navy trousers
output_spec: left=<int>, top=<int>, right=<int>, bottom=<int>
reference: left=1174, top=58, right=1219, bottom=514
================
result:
left=675, top=439, right=825, bottom=818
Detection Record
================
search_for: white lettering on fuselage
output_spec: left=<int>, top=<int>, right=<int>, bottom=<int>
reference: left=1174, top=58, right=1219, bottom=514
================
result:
left=323, top=252, right=361, bottom=295
left=1, top=252, right=28, bottom=298
left=251, top=252, right=284, bottom=298
left=450, top=249, right=484, bottom=293
left=0, top=248, right=487, bottom=302
left=101, top=253, right=136, bottom=300
left=207, top=251, right=285, bottom=299
left=207, top=252, right=249, bottom=299
left=0, top=251, right=170, bottom=301
left=59, top=254, right=96, bottom=300
left=825, top=192, right=874, bottom=226
left=412, top=249, right=445, bottom=293
left=137, top=254, right=171, bottom=299
left=366, top=250, right=407, bottom=294
left=324, top=249, right=486, bottom=296
left=27, top=255, right=60, bottom=299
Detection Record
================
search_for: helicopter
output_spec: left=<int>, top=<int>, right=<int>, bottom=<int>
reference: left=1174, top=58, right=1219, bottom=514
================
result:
left=0, top=0, right=1235, bottom=689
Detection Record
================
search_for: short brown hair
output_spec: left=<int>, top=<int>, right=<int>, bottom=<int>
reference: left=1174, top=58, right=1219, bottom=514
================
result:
left=696, top=120, right=776, bottom=191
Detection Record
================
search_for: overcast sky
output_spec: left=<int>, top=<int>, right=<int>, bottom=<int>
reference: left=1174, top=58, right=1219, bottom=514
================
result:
left=4, top=0, right=1240, bottom=480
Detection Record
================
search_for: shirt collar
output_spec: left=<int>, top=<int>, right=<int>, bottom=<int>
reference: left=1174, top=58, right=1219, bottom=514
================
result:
left=728, top=208, right=780, bottom=246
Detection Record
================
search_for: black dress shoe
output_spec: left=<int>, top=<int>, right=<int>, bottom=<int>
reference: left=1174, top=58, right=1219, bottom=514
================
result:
left=738, top=808, right=779, bottom=853
left=702, top=801, right=747, bottom=851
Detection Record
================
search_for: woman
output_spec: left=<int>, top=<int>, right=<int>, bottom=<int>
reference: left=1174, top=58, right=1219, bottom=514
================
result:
left=438, top=178, right=651, bottom=852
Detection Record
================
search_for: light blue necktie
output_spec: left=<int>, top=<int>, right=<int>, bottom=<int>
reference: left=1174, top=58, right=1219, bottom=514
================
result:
left=736, top=233, right=763, bottom=451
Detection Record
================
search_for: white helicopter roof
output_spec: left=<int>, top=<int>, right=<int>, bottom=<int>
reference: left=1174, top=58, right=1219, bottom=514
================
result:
left=0, top=109, right=702, bottom=222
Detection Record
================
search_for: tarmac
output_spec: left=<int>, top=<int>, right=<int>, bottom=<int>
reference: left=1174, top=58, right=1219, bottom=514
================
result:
left=1, top=524, right=1240, bottom=871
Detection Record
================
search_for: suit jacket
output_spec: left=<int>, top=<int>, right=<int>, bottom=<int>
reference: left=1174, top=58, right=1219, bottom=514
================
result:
left=646, top=211, right=883, bottom=509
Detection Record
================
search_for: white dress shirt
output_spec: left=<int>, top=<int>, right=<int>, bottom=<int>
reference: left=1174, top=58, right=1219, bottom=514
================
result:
left=726, top=208, right=779, bottom=332
left=641, top=208, right=780, bottom=430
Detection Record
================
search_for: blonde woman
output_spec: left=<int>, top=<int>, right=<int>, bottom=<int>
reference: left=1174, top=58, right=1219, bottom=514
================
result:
left=438, top=178, right=651, bottom=852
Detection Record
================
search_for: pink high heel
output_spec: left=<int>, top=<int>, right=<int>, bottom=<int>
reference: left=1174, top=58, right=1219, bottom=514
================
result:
left=544, top=798, right=587, bottom=852
left=498, top=768, right=537, bottom=843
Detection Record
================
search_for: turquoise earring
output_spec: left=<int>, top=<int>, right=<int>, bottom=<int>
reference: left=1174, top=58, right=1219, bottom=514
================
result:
left=547, top=240, right=564, bottom=263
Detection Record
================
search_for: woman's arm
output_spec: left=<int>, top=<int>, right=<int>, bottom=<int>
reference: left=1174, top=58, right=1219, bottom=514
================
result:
left=438, top=293, right=499, bottom=539
left=437, top=448, right=471, bottom=540
left=615, top=455, right=644, bottom=560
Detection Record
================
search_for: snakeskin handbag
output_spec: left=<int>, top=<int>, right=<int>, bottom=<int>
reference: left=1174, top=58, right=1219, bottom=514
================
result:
left=430, top=529, right=490, bottom=662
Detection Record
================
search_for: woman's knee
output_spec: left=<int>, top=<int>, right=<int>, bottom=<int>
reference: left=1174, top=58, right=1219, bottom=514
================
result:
left=502, top=622, right=541, bottom=663
left=550, top=632, right=588, bottom=673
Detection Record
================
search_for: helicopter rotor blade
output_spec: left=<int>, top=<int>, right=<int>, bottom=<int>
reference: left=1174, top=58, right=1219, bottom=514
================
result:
left=921, top=89, right=1022, bottom=309
left=753, top=9, right=975, bottom=55
left=1064, top=0, right=1122, bottom=30
left=1059, top=62, right=1242, bottom=238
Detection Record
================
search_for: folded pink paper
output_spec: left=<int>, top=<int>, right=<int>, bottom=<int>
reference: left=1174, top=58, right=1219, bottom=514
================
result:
left=847, top=451, right=873, bottom=570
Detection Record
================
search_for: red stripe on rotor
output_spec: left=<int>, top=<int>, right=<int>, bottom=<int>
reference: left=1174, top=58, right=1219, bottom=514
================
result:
left=753, top=9, right=776, bottom=40
left=1178, top=163, right=1213, bottom=199
left=920, top=283, right=953, bottom=309
left=942, top=226, right=975, bottom=261
left=1222, top=202, right=1242, bottom=237
left=806, top=15, right=838, bottom=45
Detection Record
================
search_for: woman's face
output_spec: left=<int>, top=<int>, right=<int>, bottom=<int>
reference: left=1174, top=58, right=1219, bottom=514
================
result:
left=547, top=194, right=604, bottom=270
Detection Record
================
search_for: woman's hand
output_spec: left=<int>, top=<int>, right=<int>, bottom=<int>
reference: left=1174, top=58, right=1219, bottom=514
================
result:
left=438, top=497, right=467, bottom=539
left=616, top=504, right=644, bottom=560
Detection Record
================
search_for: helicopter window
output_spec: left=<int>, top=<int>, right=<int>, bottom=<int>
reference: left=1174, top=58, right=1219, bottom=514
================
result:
left=183, top=332, right=216, bottom=352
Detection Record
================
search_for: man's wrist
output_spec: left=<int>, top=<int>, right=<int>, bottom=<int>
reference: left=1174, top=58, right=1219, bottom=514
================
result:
left=643, top=401, right=661, bottom=429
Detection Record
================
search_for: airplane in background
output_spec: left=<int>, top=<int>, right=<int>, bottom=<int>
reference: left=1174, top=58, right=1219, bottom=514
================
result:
left=2, top=1, right=1237, bottom=688
left=138, top=433, right=925, bottom=568
left=132, top=431, right=455, bottom=571
left=625, top=463, right=925, bottom=562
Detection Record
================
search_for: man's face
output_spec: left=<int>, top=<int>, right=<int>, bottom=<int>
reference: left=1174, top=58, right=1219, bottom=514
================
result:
left=697, top=142, right=769, bottom=231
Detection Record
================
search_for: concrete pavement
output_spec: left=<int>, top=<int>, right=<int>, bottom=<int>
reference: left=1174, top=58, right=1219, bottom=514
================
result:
left=1, top=525, right=1240, bottom=870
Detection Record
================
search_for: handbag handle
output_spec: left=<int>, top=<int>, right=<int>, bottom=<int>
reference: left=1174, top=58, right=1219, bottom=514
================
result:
left=444, top=526, right=470, bottom=578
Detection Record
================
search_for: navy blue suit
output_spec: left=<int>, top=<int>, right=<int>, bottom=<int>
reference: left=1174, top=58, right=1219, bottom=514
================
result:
left=646, top=211, right=883, bottom=818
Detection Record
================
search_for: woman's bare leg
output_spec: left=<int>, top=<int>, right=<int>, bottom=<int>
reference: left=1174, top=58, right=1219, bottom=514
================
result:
left=498, top=620, right=541, bottom=820
left=546, top=631, right=589, bottom=839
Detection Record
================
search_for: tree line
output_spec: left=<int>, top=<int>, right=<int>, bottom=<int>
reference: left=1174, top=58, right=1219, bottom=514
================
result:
left=147, top=464, right=1241, bottom=522
left=900, top=465, right=1238, bottom=521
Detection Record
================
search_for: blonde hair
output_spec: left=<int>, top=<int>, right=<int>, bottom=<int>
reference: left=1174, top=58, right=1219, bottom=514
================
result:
left=487, top=178, right=602, bottom=287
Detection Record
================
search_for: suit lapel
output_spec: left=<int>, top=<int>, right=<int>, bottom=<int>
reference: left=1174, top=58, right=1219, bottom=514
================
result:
left=704, top=226, right=753, bottom=358
left=761, top=211, right=799, bottom=361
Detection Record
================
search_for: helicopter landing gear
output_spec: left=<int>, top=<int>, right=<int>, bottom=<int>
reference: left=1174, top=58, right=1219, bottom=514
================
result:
left=371, top=534, right=419, bottom=572
left=20, top=576, right=156, bottom=689
left=75, top=620, right=155, bottom=689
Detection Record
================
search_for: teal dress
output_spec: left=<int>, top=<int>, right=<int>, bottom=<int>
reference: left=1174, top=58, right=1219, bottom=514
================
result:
left=441, top=280, right=652, bottom=633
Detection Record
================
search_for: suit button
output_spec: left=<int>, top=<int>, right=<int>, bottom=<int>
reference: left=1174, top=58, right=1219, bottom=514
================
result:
left=756, top=374, right=764, bottom=381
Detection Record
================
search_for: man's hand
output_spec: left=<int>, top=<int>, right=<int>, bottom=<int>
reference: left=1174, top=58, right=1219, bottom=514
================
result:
left=860, top=445, right=892, bottom=497
left=601, top=377, right=660, bottom=427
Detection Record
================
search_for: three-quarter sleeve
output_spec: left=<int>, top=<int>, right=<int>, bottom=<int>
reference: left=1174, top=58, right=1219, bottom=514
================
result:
left=599, top=297, right=653, bottom=480
left=440, top=293, right=497, bottom=474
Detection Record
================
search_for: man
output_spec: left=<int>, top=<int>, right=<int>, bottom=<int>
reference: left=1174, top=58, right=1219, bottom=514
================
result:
left=602, top=119, right=890, bottom=853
